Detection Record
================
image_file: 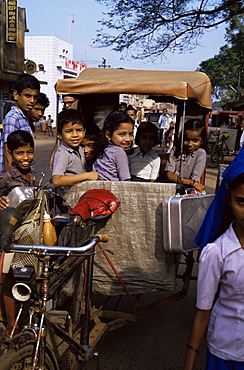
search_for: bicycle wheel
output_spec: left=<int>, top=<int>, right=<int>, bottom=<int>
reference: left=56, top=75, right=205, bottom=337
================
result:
left=210, top=146, right=223, bottom=167
left=0, top=343, right=57, bottom=370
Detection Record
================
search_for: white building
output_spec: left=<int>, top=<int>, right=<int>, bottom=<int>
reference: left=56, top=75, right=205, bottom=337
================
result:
left=25, top=36, right=86, bottom=126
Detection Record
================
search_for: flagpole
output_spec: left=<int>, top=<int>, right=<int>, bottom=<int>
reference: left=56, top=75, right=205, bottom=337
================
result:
left=69, top=14, right=74, bottom=44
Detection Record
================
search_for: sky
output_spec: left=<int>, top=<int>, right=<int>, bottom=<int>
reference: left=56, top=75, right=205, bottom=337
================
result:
left=18, top=0, right=228, bottom=72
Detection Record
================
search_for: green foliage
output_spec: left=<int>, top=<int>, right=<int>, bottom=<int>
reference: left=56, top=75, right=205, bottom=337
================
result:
left=198, top=15, right=244, bottom=104
left=94, top=0, right=244, bottom=60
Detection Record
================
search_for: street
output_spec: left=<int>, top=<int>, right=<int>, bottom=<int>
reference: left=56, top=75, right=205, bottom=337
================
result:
left=0, top=131, right=220, bottom=369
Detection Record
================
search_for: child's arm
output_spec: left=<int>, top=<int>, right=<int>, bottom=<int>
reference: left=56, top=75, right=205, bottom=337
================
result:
left=49, top=137, right=61, bottom=171
left=166, top=171, right=205, bottom=191
left=183, top=308, right=211, bottom=370
left=150, top=155, right=161, bottom=182
left=52, top=171, right=98, bottom=187
left=52, top=146, right=99, bottom=186
left=115, top=149, right=131, bottom=181
left=4, top=143, right=13, bottom=171
left=0, top=196, right=10, bottom=210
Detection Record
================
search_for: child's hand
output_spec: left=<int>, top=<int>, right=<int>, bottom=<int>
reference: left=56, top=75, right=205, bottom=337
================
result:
left=86, top=171, right=99, bottom=181
left=0, top=196, right=10, bottom=210
left=194, top=182, right=205, bottom=193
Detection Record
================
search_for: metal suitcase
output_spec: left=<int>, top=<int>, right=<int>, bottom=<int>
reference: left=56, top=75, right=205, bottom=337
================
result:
left=162, top=193, right=215, bottom=253
left=7, top=187, right=38, bottom=216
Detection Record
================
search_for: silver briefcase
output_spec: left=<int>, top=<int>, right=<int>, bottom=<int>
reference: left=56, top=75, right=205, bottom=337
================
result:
left=7, top=187, right=38, bottom=216
left=162, top=193, right=215, bottom=253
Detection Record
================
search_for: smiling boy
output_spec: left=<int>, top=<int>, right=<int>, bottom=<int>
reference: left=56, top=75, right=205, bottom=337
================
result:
left=0, top=130, right=35, bottom=210
left=52, top=109, right=98, bottom=212
left=0, top=74, right=40, bottom=173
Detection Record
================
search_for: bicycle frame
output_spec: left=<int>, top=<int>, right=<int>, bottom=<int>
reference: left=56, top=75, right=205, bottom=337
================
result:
left=3, top=233, right=195, bottom=369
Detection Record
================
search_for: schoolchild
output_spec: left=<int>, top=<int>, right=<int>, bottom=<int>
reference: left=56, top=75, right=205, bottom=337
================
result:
left=93, top=111, right=134, bottom=181
left=165, top=119, right=207, bottom=192
left=0, top=73, right=40, bottom=173
left=28, top=92, right=50, bottom=134
left=51, top=109, right=98, bottom=212
left=184, top=160, right=244, bottom=370
left=125, top=105, right=139, bottom=145
left=0, top=130, right=35, bottom=336
left=128, top=122, right=160, bottom=182
left=80, top=124, right=101, bottom=172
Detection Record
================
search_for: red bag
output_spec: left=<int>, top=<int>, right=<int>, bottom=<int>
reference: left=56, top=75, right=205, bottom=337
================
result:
left=69, top=189, right=120, bottom=221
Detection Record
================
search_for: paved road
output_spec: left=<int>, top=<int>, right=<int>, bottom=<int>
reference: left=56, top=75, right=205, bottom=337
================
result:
left=0, top=133, right=226, bottom=369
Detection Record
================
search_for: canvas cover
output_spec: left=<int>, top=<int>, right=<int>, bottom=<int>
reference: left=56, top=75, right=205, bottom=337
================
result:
left=55, top=68, right=212, bottom=109
left=64, top=181, right=177, bottom=295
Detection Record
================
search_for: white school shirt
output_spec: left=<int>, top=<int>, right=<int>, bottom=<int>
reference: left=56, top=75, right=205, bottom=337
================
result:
left=128, top=147, right=160, bottom=180
left=197, top=223, right=244, bottom=361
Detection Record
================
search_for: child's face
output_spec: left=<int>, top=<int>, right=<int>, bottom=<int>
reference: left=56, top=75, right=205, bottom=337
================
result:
left=13, top=88, right=39, bottom=112
left=126, top=109, right=137, bottom=121
left=81, top=138, right=96, bottom=161
left=183, top=130, right=203, bottom=153
left=9, top=144, right=34, bottom=171
left=106, top=122, right=134, bottom=151
left=28, top=103, right=45, bottom=122
left=229, top=184, right=244, bottom=235
left=137, top=132, right=156, bottom=154
left=60, top=122, right=86, bottom=148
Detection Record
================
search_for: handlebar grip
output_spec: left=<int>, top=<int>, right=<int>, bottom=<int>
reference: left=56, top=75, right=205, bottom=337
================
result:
left=97, top=234, right=109, bottom=243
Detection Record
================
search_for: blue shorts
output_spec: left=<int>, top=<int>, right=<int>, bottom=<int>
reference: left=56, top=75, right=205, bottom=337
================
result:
left=206, top=349, right=244, bottom=370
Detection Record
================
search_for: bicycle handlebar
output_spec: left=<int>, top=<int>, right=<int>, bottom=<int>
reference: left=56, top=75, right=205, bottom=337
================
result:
left=10, top=234, right=109, bottom=256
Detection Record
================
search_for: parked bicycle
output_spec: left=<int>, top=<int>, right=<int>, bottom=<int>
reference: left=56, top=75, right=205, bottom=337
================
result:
left=0, top=186, right=196, bottom=370
left=0, top=234, right=110, bottom=370
left=206, top=130, right=230, bottom=168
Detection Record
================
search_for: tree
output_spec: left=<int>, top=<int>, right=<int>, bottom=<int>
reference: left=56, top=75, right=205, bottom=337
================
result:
left=198, top=15, right=244, bottom=104
left=94, top=0, right=244, bottom=60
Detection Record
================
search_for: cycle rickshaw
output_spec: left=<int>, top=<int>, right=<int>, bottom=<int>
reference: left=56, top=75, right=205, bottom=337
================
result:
left=0, top=68, right=213, bottom=369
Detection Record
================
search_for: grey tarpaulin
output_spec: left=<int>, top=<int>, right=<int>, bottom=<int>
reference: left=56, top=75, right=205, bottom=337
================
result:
left=64, top=181, right=177, bottom=295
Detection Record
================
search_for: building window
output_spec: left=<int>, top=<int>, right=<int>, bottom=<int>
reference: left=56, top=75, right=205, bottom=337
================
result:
left=9, top=44, right=16, bottom=64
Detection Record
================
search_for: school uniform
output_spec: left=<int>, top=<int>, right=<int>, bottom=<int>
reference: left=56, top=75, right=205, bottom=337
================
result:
left=93, top=144, right=131, bottom=181
left=128, top=147, right=160, bottom=181
left=198, top=223, right=244, bottom=367
left=165, top=147, right=206, bottom=183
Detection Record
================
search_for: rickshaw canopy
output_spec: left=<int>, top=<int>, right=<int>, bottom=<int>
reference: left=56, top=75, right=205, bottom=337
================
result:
left=55, top=68, right=212, bottom=110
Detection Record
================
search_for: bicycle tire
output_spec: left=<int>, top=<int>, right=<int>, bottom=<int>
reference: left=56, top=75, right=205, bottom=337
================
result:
left=0, top=343, right=57, bottom=370
left=210, top=146, right=223, bottom=167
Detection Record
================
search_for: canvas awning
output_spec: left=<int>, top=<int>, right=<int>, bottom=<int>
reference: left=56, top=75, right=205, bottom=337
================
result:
left=55, top=68, right=212, bottom=109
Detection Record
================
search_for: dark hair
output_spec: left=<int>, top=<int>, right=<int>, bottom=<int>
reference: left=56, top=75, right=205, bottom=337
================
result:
left=36, top=92, right=50, bottom=108
left=85, top=124, right=101, bottom=142
left=119, top=102, right=127, bottom=108
left=14, top=74, right=40, bottom=94
left=62, top=94, right=78, bottom=100
left=57, top=109, right=86, bottom=134
left=7, top=130, right=34, bottom=152
left=217, top=172, right=244, bottom=237
left=126, top=105, right=137, bottom=114
left=174, top=119, right=207, bottom=158
left=94, top=110, right=134, bottom=157
left=135, top=122, right=158, bottom=146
